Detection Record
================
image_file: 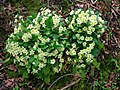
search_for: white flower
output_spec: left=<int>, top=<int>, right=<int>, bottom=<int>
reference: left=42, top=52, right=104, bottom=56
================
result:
left=19, top=62, right=24, bottom=66
left=67, top=57, right=71, bottom=62
left=34, top=55, right=38, bottom=58
left=52, top=14, right=60, bottom=27
left=98, top=17, right=104, bottom=23
left=52, top=50, right=58, bottom=56
left=27, top=69, right=30, bottom=73
left=29, top=49, right=34, bottom=55
left=22, top=48, right=28, bottom=55
left=81, top=64, right=85, bottom=68
left=33, top=45, right=37, bottom=50
left=50, top=59, right=56, bottom=64
left=101, top=28, right=105, bottom=33
left=86, top=10, right=90, bottom=14
left=91, top=28, right=95, bottom=32
left=41, top=16, right=48, bottom=25
left=70, top=10, right=74, bottom=15
left=76, top=18, right=83, bottom=24
left=46, top=38, right=50, bottom=42
left=86, top=54, right=93, bottom=59
left=27, top=24, right=33, bottom=29
left=58, top=53, right=62, bottom=58
left=87, top=31, right=92, bottom=35
left=59, top=58, right=64, bottom=63
left=31, top=29, right=39, bottom=35
left=19, top=16, right=23, bottom=19
left=22, top=33, right=32, bottom=42
left=38, top=63, right=45, bottom=69
left=85, top=37, right=93, bottom=41
left=42, top=8, right=51, bottom=15
left=86, top=47, right=92, bottom=53
left=72, top=43, right=76, bottom=48
left=43, top=59, right=47, bottom=63
left=32, top=69, right=38, bottom=74
left=83, top=27, right=87, bottom=31
left=78, top=54, right=82, bottom=59
left=38, top=48, right=42, bottom=53
left=14, top=27, right=19, bottom=34
left=90, top=11, right=94, bottom=14
left=75, top=9, right=81, bottom=14
left=32, top=62, right=35, bottom=65
left=80, top=36, right=84, bottom=40
left=66, top=50, right=69, bottom=55
left=14, top=19, right=18, bottom=23
left=59, top=63, right=63, bottom=68
left=71, top=18, right=75, bottom=24
left=90, top=20, right=97, bottom=26
left=59, top=26, right=64, bottom=33
left=76, top=34, right=80, bottom=38
left=90, top=42, right=95, bottom=47
left=83, top=42, right=87, bottom=47
left=65, top=18, right=69, bottom=23
left=79, top=59, right=83, bottom=63
left=97, top=35, right=100, bottom=38
left=69, top=49, right=76, bottom=55
left=76, top=65, right=81, bottom=68
left=53, top=67, right=59, bottom=73
left=68, top=24, right=74, bottom=29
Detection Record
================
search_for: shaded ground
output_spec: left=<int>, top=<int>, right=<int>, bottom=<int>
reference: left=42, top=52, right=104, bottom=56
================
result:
left=0, top=0, right=120, bottom=90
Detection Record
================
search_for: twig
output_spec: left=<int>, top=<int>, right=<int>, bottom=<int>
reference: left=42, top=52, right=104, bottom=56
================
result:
left=48, top=74, right=74, bottom=90
left=75, top=0, right=86, bottom=3
left=91, top=0, right=97, bottom=4
left=89, top=4, right=102, bottom=13
left=59, top=78, right=81, bottom=90
left=111, top=7, right=120, bottom=16
left=47, top=0, right=50, bottom=8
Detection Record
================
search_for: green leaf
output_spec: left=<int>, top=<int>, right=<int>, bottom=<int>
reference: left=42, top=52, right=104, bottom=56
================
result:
left=73, top=65, right=77, bottom=73
left=79, top=70, right=86, bottom=78
left=98, top=40, right=104, bottom=49
left=44, top=75, right=50, bottom=84
left=93, top=38, right=98, bottom=43
left=37, top=16, right=42, bottom=22
left=91, top=48, right=99, bottom=57
left=32, top=35, right=38, bottom=41
left=72, top=35, right=76, bottom=39
left=34, top=59, right=39, bottom=66
left=27, top=62, right=31, bottom=69
left=4, top=58, right=10, bottom=63
left=51, top=34, right=59, bottom=39
left=93, top=60, right=100, bottom=70
left=77, top=40, right=83, bottom=44
left=26, top=16, right=33, bottom=22
left=23, top=42, right=29, bottom=47
left=42, top=66, right=50, bottom=75
left=111, top=59, right=120, bottom=71
left=45, top=16, right=53, bottom=28
left=41, top=45, right=48, bottom=50
left=30, top=12, right=36, bottom=19
left=13, top=86, right=19, bottom=90
left=60, top=37, right=68, bottom=40
left=22, top=70, right=28, bottom=79
left=29, top=57, right=34, bottom=62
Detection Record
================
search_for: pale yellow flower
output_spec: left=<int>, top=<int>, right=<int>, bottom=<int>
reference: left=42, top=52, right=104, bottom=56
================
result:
left=50, top=59, right=56, bottom=64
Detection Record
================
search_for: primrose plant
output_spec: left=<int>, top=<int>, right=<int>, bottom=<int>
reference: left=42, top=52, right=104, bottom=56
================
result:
left=5, top=8, right=106, bottom=83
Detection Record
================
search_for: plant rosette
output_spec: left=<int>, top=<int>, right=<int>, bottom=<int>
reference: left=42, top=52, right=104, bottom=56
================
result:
left=5, top=8, right=106, bottom=83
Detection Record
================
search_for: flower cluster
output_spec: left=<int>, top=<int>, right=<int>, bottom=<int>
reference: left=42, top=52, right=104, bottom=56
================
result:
left=5, top=8, right=106, bottom=83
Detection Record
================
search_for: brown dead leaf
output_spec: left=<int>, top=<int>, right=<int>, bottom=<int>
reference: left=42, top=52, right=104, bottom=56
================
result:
left=9, top=64, right=17, bottom=72
left=4, top=79, right=15, bottom=87
left=73, top=73, right=80, bottom=80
